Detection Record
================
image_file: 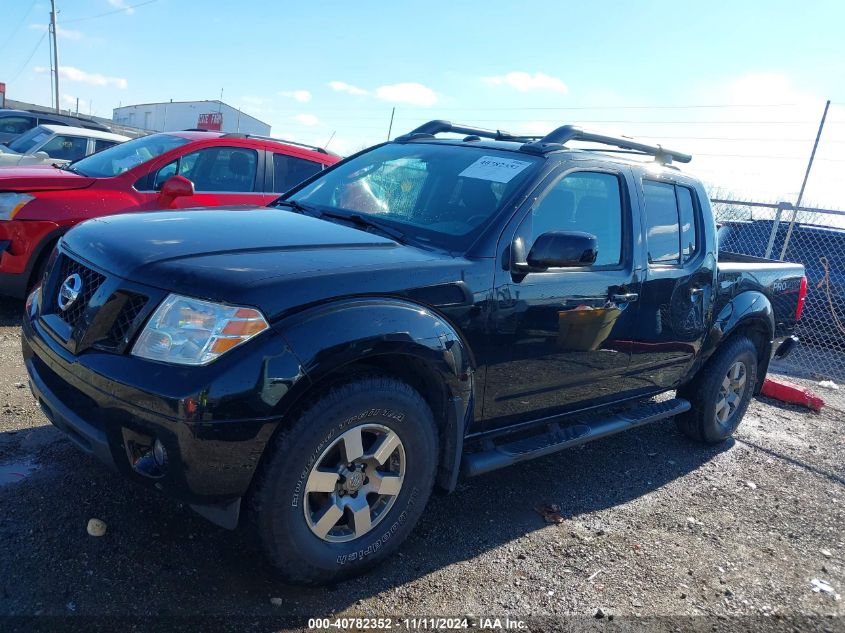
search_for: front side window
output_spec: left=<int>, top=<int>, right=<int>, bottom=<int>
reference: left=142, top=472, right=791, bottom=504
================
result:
left=288, top=143, right=542, bottom=250
left=71, top=134, right=190, bottom=177
left=40, top=135, right=88, bottom=161
left=273, top=153, right=323, bottom=193
left=532, top=171, right=623, bottom=267
left=642, top=181, right=699, bottom=265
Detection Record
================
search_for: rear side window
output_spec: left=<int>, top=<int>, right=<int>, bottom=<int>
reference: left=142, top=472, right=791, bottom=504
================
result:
left=642, top=181, right=699, bottom=265
left=272, top=153, right=323, bottom=193
left=94, top=139, right=118, bottom=153
left=532, top=171, right=623, bottom=267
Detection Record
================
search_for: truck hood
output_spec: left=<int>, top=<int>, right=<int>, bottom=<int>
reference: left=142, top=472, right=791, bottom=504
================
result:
left=62, top=208, right=471, bottom=319
left=0, top=165, right=96, bottom=191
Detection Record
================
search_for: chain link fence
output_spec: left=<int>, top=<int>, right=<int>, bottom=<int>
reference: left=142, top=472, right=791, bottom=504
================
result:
left=712, top=198, right=845, bottom=406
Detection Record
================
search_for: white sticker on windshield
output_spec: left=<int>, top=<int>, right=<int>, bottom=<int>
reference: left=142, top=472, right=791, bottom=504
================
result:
left=459, top=155, right=532, bottom=183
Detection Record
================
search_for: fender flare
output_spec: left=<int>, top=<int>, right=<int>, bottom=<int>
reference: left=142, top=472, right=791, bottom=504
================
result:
left=688, top=290, right=774, bottom=385
left=275, top=297, right=475, bottom=491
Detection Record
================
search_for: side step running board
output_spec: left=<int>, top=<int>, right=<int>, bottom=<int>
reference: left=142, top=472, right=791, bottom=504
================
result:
left=462, top=398, right=691, bottom=477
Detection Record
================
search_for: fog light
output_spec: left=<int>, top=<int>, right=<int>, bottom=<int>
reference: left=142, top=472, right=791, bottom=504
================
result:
left=153, top=438, right=167, bottom=466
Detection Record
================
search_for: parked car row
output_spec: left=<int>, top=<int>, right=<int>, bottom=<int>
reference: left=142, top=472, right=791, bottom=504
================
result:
left=0, top=130, right=339, bottom=297
left=0, top=124, right=130, bottom=167
left=16, top=118, right=806, bottom=583
left=0, top=108, right=112, bottom=144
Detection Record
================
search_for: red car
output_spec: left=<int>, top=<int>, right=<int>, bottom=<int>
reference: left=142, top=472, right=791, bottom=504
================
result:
left=0, top=131, right=339, bottom=297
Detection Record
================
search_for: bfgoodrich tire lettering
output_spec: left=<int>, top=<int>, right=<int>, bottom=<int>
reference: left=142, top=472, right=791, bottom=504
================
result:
left=676, top=335, right=758, bottom=444
left=250, top=376, right=437, bottom=584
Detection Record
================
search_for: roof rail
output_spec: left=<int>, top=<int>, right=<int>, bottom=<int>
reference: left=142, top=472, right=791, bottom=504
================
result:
left=393, top=120, right=542, bottom=143
left=219, top=132, right=337, bottom=156
left=521, top=125, right=692, bottom=164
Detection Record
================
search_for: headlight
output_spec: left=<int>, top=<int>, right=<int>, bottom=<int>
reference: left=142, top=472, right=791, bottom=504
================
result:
left=132, top=294, right=269, bottom=366
left=0, top=193, right=35, bottom=220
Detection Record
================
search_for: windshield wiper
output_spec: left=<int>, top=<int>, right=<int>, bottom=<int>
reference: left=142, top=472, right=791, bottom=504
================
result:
left=273, top=199, right=319, bottom=216
left=319, top=210, right=408, bottom=244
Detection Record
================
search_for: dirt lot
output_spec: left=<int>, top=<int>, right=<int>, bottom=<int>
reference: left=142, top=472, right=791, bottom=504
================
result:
left=1, top=298, right=843, bottom=632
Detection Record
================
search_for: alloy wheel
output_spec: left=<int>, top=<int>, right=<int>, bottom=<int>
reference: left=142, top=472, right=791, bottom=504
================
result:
left=716, top=360, right=747, bottom=426
left=303, top=424, right=405, bottom=543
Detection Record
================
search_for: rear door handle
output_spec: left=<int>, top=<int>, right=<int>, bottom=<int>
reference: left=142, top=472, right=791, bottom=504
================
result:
left=610, top=292, right=638, bottom=303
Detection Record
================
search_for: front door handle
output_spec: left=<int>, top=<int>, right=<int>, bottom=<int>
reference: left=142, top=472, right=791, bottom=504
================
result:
left=690, top=287, right=704, bottom=297
left=610, top=292, right=639, bottom=303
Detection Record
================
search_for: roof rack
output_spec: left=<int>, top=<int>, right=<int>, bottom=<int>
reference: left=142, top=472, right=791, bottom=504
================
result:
left=393, top=120, right=542, bottom=143
left=219, top=132, right=337, bottom=156
left=521, top=125, right=692, bottom=164
left=394, top=119, right=691, bottom=165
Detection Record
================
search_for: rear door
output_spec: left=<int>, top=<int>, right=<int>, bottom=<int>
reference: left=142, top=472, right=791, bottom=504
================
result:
left=481, top=161, right=643, bottom=431
left=626, top=176, right=715, bottom=391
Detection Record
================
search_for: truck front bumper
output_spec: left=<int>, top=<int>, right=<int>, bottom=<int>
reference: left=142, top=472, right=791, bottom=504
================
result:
left=21, top=304, right=302, bottom=529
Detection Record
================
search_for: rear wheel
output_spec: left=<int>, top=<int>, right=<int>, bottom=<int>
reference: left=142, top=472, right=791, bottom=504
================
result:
left=249, top=375, right=438, bottom=584
left=676, top=335, right=758, bottom=444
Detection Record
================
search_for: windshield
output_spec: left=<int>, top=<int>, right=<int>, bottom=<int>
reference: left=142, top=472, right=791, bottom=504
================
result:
left=6, top=126, right=52, bottom=154
left=287, top=143, right=542, bottom=250
left=70, top=133, right=189, bottom=177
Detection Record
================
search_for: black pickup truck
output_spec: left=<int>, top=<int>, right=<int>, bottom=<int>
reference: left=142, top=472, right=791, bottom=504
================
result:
left=22, top=121, right=806, bottom=583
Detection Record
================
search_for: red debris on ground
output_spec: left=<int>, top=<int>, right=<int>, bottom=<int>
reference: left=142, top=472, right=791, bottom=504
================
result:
left=760, top=377, right=825, bottom=411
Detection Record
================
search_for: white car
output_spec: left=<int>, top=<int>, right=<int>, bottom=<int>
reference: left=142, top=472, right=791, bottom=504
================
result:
left=0, top=124, right=130, bottom=167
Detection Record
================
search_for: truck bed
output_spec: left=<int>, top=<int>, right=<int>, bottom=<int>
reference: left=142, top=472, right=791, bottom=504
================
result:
left=718, top=249, right=805, bottom=336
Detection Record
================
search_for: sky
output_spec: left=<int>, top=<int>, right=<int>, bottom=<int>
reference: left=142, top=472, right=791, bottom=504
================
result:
left=1, top=0, right=845, bottom=208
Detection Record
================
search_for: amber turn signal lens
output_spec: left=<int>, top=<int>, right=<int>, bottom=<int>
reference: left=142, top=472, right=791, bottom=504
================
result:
left=210, top=338, right=243, bottom=354
left=222, top=318, right=268, bottom=336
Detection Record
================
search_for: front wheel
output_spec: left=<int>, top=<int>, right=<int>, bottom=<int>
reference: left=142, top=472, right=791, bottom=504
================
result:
left=249, top=376, right=438, bottom=584
left=676, top=335, right=758, bottom=444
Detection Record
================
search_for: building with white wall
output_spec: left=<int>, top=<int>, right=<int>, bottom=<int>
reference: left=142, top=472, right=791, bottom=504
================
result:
left=112, top=100, right=270, bottom=135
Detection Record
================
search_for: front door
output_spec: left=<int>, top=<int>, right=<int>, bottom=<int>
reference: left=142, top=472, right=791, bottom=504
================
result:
left=136, top=146, right=266, bottom=210
left=481, top=164, right=644, bottom=431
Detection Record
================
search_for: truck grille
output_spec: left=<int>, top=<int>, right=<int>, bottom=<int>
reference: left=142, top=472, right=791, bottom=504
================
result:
left=54, top=255, right=106, bottom=328
left=41, top=252, right=158, bottom=355
left=96, top=292, right=149, bottom=350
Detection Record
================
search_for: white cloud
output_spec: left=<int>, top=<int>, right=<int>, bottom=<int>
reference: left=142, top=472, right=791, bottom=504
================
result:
left=328, top=81, right=368, bottom=96
left=34, top=65, right=128, bottom=89
left=29, top=24, right=83, bottom=40
left=375, top=82, right=438, bottom=107
left=279, top=90, right=312, bottom=103
left=294, top=114, right=319, bottom=126
left=481, top=71, right=568, bottom=94
left=107, top=0, right=135, bottom=14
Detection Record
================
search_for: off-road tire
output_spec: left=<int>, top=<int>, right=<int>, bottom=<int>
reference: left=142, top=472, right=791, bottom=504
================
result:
left=249, top=375, right=438, bottom=584
left=676, top=335, right=758, bottom=444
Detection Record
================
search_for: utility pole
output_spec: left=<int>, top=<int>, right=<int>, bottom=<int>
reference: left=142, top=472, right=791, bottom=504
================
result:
left=386, top=107, right=395, bottom=141
left=778, top=99, right=830, bottom=260
left=50, top=0, right=60, bottom=113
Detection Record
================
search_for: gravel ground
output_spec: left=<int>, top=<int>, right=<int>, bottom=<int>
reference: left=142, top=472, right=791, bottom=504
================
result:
left=1, top=298, right=843, bottom=632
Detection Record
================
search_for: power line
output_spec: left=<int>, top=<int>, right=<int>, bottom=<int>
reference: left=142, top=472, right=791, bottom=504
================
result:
left=8, top=31, right=47, bottom=83
left=62, top=0, right=158, bottom=24
left=0, top=0, right=37, bottom=54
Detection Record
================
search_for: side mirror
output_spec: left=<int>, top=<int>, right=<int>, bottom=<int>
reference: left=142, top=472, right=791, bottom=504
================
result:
left=516, top=231, right=598, bottom=272
left=33, top=151, right=50, bottom=160
left=158, top=175, right=194, bottom=206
